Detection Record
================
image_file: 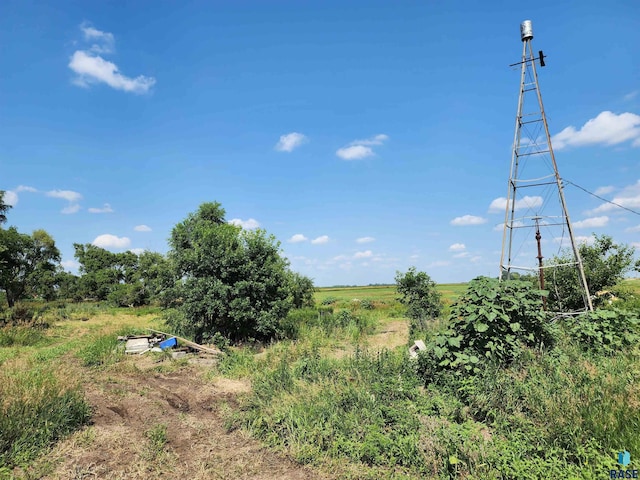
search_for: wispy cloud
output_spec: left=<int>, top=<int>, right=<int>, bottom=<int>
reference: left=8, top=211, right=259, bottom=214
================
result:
left=92, top=234, right=131, bottom=249
left=69, top=23, right=156, bottom=94
left=229, top=218, right=260, bottom=229
left=573, top=216, right=609, bottom=229
left=349, top=134, right=388, bottom=146
left=46, top=189, right=82, bottom=202
left=354, top=250, right=373, bottom=259
left=62, top=204, right=81, bottom=215
left=356, top=236, right=375, bottom=244
left=337, top=134, right=388, bottom=160
left=16, top=185, right=37, bottom=193
left=588, top=179, right=640, bottom=215
left=134, top=224, right=152, bottom=232
left=449, top=243, right=466, bottom=251
left=427, top=260, right=451, bottom=268
left=488, top=196, right=543, bottom=213
left=80, top=22, right=115, bottom=54
left=623, top=91, right=638, bottom=102
left=288, top=233, right=308, bottom=243
left=594, top=185, right=615, bottom=196
left=311, top=235, right=329, bottom=245
left=88, top=203, right=114, bottom=213
left=453, top=252, right=470, bottom=258
left=552, top=111, right=640, bottom=150
left=46, top=189, right=82, bottom=214
left=275, top=132, right=307, bottom=152
left=450, top=215, right=487, bottom=226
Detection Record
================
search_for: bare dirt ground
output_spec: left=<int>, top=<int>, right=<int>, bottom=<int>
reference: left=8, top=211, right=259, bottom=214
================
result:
left=37, top=359, right=329, bottom=480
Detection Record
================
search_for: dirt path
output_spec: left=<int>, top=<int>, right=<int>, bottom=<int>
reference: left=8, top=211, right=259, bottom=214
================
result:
left=40, top=361, right=329, bottom=480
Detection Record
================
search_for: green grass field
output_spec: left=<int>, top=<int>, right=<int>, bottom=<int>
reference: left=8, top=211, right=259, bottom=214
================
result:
left=315, top=283, right=467, bottom=305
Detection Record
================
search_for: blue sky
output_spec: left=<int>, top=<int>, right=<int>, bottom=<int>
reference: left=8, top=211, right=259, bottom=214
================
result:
left=1, top=0, right=639, bottom=286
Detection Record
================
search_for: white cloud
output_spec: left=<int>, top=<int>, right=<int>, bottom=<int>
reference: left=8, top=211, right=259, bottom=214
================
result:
left=288, top=233, right=308, bottom=243
left=92, top=234, right=131, bottom=249
left=356, top=236, right=375, bottom=244
left=61, top=204, right=81, bottom=214
left=594, top=186, right=615, bottom=196
left=450, top=215, right=487, bottom=226
left=311, top=235, right=329, bottom=245
left=453, top=252, right=470, bottom=258
left=554, top=235, right=595, bottom=247
left=61, top=259, right=79, bottom=271
left=275, top=132, right=307, bottom=152
left=229, top=218, right=260, bottom=230
left=588, top=180, right=640, bottom=214
left=449, top=243, right=466, bottom=251
left=69, top=51, right=156, bottom=94
left=69, top=24, right=154, bottom=95
left=354, top=250, right=373, bottom=259
left=129, top=248, right=145, bottom=255
left=552, top=111, right=640, bottom=150
left=88, top=203, right=113, bottom=213
left=488, top=196, right=543, bottom=213
left=16, top=185, right=37, bottom=193
left=626, top=225, right=640, bottom=233
left=337, top=134, right=388, bottom=160
left=336, top=145, right=374, bottom=160
left=47, top=189, right=82, bottom=202
left=3, top=191, right=18, bottom=206
left=81, top=23, right=115, bottom=54
left=134, top=224, right=152, bottom=232
left=573, top=216, right=609, bottom=229
left=349, top=134, right=389, bottom=146
left=624, top=91, right=638, bottom=102
left=631, top=242, right=640, bottom=249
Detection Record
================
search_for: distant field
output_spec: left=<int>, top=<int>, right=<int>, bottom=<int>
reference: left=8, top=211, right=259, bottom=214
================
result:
left=315, top=283, right=467, bottom=304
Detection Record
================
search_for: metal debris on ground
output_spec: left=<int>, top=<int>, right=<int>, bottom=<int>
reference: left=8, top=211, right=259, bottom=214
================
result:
left=408, top=340, right=427, bottom=359
left=117, top=330, right=224, bottom=359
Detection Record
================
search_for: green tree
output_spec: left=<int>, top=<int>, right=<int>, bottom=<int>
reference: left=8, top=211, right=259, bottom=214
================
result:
left=0, top=228, right=60, bottom=307
left=287, top=272, right=315, bottom=309
left=166, top=202, right=307, bottom=343
left=395, top=267, right=442, bottom=334
left=547, top=235, right=639, bottom=311
left=0, top=191, right=11, bottom=225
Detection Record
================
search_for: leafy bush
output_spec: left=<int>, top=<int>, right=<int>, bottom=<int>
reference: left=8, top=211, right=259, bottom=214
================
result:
left=564, top=308, right=639, bottom=354
left=395, top=267, right=442, bottom=335
left=166, top=202, right=310, bottom=343
left=360, top=299, right=374, bottom=310
left=107, top=283, right=148, bottom=307
left=547, top=235, right=639, bottom=311
left=417, top=277, right=553, bottom=382
left=321, top=296, right=338, bottom=305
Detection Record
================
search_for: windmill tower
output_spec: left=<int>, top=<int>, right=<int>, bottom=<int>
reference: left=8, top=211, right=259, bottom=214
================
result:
left=499, top=20, right=593, bottom=312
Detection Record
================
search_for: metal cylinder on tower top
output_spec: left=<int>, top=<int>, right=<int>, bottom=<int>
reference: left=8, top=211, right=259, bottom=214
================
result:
left=520, top=20, right=533, bottom=42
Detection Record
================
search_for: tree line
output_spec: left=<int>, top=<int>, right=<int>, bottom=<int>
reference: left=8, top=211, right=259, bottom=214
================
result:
left=0, top=192, right=314, bottom=341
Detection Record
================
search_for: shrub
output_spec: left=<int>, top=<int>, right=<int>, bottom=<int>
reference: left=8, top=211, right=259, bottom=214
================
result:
left=564, top=308, right=639, bottom=355
left=417, top=277, right=553, bottom=382
left=395, top=267, right=442, bottom=335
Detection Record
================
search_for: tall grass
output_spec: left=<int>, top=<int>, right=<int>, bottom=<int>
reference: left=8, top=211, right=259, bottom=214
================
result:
left=0, top=361, right=91, bottom=470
